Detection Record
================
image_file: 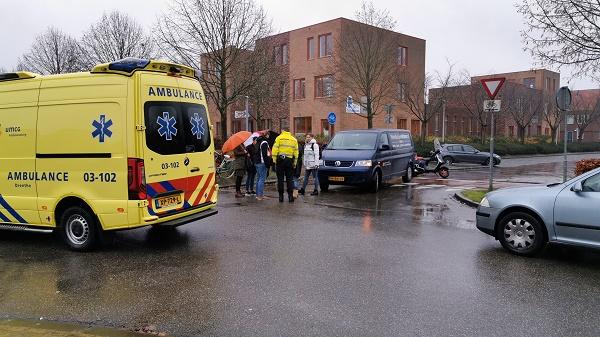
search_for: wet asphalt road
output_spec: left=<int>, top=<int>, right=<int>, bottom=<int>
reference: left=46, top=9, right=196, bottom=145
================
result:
left=2, top=154, right=600, bottom=336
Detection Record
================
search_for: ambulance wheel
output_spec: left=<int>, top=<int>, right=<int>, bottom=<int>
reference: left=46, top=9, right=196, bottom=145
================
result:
left=60, top=206, right=99, bottom=251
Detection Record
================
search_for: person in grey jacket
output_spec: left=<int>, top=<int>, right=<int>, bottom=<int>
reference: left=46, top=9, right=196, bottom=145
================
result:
left=299, top=134, right=320, bottom=196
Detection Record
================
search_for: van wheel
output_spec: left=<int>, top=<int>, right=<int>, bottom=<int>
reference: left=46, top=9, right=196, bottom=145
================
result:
left=370, top=171, right=381, bottom=193
left=60, top=206, right=99, bottom=251
left=319, top=181, right=329, bottom=192
left=402, top=164, right=413, bottom=183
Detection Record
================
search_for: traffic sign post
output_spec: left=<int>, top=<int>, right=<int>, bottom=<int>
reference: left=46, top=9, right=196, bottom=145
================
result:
left=384, top=104, right=393, bottom=126
left=327, top=112, right=336, bottom=140
left=481, top=78, right=506, bottom=191
left=556, top=86, right=572, bottom=182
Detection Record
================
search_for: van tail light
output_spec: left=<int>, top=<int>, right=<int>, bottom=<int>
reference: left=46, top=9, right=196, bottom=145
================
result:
left=127, top=158, right=146, bottom=200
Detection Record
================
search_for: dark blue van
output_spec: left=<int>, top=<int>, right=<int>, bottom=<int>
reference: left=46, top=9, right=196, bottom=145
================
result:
left=318, top=129, right=414, bottom=192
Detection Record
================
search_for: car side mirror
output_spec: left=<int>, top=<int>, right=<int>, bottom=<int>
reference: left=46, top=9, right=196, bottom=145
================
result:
left=572, top=181, right=583, bottom=192
left=380, top=144, right=390, bottom=151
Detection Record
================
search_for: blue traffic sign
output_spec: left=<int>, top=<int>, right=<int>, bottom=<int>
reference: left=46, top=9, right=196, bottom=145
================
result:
left=327, top=112, right=336, bottom=125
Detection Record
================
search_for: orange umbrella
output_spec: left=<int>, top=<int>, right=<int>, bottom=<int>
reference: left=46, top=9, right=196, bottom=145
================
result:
left=222, top=131, right=252, bottom=153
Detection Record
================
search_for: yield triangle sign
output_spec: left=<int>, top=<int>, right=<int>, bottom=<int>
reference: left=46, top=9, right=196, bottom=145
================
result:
left=480, top=77, right=506, bottom=99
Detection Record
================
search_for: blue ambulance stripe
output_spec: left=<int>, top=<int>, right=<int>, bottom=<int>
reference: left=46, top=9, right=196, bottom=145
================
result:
left=0, top=210, right=10, bottom=223
left=0, top=195, right=27, bottom=224
left=146, top=184, right=158, bottom=198
left=159, top=181, right=177, bottom=192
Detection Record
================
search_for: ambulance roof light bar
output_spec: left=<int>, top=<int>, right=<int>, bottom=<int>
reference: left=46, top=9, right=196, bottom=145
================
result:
left=91, top=58, right=198, bottom=79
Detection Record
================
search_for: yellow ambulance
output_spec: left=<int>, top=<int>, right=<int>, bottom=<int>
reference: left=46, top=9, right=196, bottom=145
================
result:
left=0, top=58, right=218, bottom=251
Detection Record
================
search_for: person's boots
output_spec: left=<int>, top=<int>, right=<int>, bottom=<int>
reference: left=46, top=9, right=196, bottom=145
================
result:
left=298, top=188, right=305, bottom=195
left=310, top=190, right=319, bottom=196
left=279, top=194, right=284, bottom=202
left=288, top=194, right=294, bottom=203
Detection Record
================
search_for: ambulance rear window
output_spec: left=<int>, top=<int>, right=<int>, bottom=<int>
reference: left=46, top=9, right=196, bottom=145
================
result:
left=144, top=102, right=211, bottom=155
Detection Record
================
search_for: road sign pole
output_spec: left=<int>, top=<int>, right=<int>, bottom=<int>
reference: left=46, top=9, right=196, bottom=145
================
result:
left=489, top=111, right=494, bottom=191
left=564, top=107, right=568, bottom=182
left=245, top=96, right=249, bottom=131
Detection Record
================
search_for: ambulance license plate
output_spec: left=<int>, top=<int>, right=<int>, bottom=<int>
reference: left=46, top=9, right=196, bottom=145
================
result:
left=154, top=195, right=182, bottom=209
left=329, top=176, right=344, bottom=182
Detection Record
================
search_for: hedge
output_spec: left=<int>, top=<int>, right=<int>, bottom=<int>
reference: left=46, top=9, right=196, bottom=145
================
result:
left=414, top=140, right=600, bottom=157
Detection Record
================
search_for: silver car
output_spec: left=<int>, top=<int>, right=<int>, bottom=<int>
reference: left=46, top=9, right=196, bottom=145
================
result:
left=476, top=167, right=600, bottom=256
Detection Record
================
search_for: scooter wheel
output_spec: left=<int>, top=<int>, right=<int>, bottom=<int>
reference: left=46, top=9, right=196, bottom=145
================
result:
left=438, top=167, right=449, bottom=179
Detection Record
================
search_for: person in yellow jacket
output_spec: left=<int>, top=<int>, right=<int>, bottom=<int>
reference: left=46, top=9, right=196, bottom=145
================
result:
left=271, top=128, right=299, bottom=202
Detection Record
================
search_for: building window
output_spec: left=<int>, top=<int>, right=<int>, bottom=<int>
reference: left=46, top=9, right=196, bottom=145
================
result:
left=294, top=117, right=312, bottom=134
left=215, top=122, right=221, bottom=139
left=232, top=119, right=243, bottom=133
left=397, top=118, right=407, bottom=129
left=307, top=37, right=315, bottom=59
left=318, top=33, right=333, bottom=57
left=545, top=127, right=550, bottom=136
left=293, top=79, right=305, bottom=100
left=509, top=125, right=514, bottom=137
left=398, top=46, right=408, bottom=66
left=537, top=125, right=542, bottom=135
left=398, top=82, right=407, bottom=102
left=315, top=75, right=334, bottom=98
left=411, top=119, right=421, bottom=136
left=280, top=81, right=288, bottom=102
left=273, top=44, right=288, bottom=65
left=260, top=119, right=272, bottom=130
left=523, top=77, right=535, bottom=88
left=321, top=119, right=334, bottom=137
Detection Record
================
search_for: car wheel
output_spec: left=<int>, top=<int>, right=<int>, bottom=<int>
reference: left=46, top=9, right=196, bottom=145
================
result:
left=402, top=164, right=413, bottom=183
left=60, top=206, right=100, bottom=251
left=497, top=212, right=545, bottom=256
left=494, top=158, right=500, bottom=166
left=319, top=181, right=329, bottom=192
left=443, top=156, right=453, bottom=165
left=370, top=171, right=381, bottom=193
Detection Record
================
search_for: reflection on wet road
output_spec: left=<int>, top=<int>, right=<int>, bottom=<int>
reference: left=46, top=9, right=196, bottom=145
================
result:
left=2, top=153, right=600, bottom=336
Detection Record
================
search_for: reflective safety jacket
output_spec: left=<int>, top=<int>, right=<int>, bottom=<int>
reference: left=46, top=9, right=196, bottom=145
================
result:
left=272, top=131, right=299, bottom=165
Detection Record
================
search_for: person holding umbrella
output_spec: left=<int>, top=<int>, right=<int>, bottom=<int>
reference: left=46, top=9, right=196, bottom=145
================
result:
left=221, top=131, right=253, bottom=198
left=271, top=127, right=299, bottom=203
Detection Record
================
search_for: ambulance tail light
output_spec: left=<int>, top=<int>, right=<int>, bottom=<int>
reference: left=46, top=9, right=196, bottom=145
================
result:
left=128, top=158, right=147, bottom=200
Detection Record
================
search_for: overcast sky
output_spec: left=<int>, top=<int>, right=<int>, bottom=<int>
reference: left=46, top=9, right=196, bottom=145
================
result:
left=0, top=0, right=596, bottom=89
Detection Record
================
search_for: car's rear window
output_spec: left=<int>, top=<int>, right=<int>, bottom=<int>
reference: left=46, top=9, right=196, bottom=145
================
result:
left=144, top=102, right=211, bottom=155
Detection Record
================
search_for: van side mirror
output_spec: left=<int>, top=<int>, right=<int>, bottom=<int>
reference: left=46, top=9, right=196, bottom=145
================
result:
left=572, top=181, right=583, bottom=192
left=380, top=144, right=390, bottom=151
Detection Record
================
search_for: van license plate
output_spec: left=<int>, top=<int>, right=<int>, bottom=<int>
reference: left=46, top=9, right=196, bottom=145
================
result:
left=329, top=176, right=344, bottom=182
left=155, top=195, right=182, bottom=209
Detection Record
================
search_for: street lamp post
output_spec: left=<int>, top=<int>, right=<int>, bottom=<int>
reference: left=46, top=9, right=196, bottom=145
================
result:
left=441, top=99, right=446, bottom=143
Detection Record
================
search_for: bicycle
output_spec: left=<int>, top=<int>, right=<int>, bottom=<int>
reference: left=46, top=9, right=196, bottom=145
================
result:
left=215, top=151, right=235, bottom=179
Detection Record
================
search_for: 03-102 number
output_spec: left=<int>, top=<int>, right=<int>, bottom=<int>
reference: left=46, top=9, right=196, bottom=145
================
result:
left=161, top=162, right=180, bottom=169
left=83, top=172, right=117, bottom=183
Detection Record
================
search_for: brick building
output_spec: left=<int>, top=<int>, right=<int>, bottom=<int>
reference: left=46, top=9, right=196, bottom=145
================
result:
left=429, top=69, right=561, bottom=140
left=207, top=18, right=426, bottom=139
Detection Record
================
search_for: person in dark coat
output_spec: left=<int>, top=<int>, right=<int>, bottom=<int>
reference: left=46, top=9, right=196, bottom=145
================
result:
left=293, top=141, right=304, bottom=198
left=245, top=137, right=258, bottom=195
left=232, top=145, right=247, bottom=198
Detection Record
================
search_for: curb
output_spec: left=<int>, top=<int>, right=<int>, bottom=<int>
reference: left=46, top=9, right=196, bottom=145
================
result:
left=454, top=191, right=480, bottom=208
left=503, top=151, right=600, bottom=159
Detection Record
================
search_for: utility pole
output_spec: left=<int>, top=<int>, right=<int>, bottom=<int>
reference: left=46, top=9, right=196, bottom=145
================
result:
left=245, top=95, right=249, bottom=131
left=556, top=86, right=571, bottom=182
left=441, top=99, right=446, bottom=142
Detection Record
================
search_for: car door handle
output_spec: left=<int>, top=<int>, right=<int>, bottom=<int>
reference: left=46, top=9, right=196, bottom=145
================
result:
left=190, top=167, right=200, bottom=172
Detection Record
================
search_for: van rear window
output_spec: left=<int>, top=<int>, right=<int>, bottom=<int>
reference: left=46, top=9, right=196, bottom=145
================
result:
left=144, top=102, right=211, bottom=155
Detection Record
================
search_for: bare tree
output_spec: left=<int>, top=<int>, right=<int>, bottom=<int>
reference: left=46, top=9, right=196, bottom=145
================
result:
left=518, top=0, right=600, bottom=79
left=18, top=27, right=84, bottom=74
left=422, top=63, right=455, bottom=142
left=245, top=41, right=289, bottom=130
left=571, top=90, right=600, bottom=142
left=541, top=92, right=563, bottom=144
left=503, top=83, right=543, bottom=143
left=155, top=0, right=271, bottom=141
left=0, top=67, right=6, bottom=73
left=455, top=75, right=489, bottom=143
left=80, top=11, right=158, bottom=68
left=332, top=1, right=398, bottom=129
